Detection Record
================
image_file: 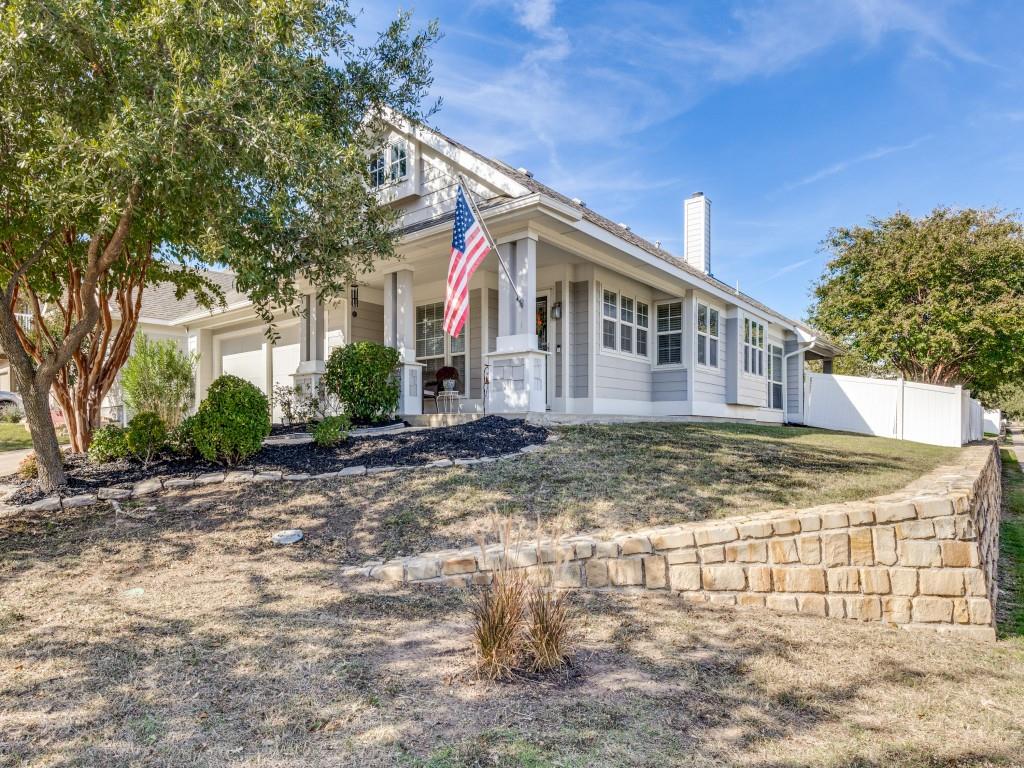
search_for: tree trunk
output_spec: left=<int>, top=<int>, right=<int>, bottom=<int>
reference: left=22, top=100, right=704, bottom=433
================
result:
left=21, top=383, right=65, bottom=489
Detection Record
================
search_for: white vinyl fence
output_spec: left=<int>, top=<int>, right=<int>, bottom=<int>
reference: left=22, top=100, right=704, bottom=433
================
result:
left=803, top=373, right=984, bottom=448
left=983, top=408, right=1003, bottom=436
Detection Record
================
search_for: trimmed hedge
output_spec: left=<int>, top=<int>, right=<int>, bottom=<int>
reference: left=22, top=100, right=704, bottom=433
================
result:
left=88, top=424, right=129, bottom=464
left=126, top=411, right=168, bottom=465
left=312, top=414, right=351, bottom=447
left=191, top=375, right=271, bottom=465
left=323, top=342, right=400, bottom=423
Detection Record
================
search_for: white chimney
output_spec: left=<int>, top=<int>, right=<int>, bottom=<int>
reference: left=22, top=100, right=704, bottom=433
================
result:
left=684, top=192, right=711, bottom=274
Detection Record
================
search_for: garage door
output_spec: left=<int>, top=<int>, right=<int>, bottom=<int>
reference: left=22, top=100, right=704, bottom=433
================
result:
left=218, top=333, right=266, bottom=393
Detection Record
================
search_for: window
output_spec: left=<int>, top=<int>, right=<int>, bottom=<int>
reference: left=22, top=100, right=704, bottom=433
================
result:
left=370, top=142, right=408, bottom=188
left=602, top=289, right=648, bottom=358
left=620, top=296, right=634, bottom=353
left=602, top=289, right=617, bottom=350
left=636, top=301, right=649, bottom=357
left=656, top=301, right=682, bottom=365
left=416, top=302, right=466, bottom=388
left=743, top=317, right=765, bottom=376
left=696, top=302, right=720, bottom=368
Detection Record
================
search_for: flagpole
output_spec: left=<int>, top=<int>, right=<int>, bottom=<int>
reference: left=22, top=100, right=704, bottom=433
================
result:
left=456, top=173, right=524, bottom=308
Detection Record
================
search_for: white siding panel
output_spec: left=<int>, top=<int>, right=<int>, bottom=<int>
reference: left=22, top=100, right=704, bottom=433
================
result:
left=220, top=333, right=266, bottom=392
left=271, top=324, right=300, bottom=421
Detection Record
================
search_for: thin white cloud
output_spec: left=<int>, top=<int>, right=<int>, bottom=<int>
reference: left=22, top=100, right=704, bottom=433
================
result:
left=761, top=257, right=817, bottom=283
left=778, top=135, right=932, bottom=192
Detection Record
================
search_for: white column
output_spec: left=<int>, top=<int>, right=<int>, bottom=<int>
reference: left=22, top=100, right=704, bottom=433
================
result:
left=187, top=328, right=214, bottom=411
left=487, top=235, right=546, bottom=414
left=384, top=269, right=423, bottom=415
left=293, top=292, right=326, bottom=393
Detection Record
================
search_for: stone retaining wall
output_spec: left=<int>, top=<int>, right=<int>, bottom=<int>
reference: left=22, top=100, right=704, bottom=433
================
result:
left=346, top=443, right=1002, bottom=641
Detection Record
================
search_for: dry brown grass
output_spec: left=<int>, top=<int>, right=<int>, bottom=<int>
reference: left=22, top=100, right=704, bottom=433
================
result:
left=93, top=422, right=960, bottom=567
left=1, top=483, right=1023, bottom=767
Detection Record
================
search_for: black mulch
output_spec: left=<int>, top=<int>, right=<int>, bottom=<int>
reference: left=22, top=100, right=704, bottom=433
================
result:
left=268, top=417, right=405, bottom=436
left=3, top=416, right=548, bottom=505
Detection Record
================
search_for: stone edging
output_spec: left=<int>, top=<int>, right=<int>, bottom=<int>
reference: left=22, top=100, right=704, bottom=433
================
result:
left=11, top=441, right=550, bottom=514
left=342, top=442, right=1002, bottom=642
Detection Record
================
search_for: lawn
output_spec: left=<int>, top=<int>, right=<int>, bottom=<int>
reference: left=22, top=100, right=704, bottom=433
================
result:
left=127, top=421, right=960, bottom=563
left=999, top=446, right=1024, bottom=636
left=1, top=493, right=1022, bottom=767
left=0, top=422, right=33, bottom=452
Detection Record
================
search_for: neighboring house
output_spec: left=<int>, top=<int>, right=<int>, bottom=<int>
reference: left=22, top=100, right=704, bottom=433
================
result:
left=0, top=117, right=841, bottom=423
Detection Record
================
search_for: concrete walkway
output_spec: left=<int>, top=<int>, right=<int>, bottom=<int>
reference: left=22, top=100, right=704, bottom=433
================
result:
left=0, top=447, right=31, bottom=476
left=1008, top=425, right=1024, bottom=467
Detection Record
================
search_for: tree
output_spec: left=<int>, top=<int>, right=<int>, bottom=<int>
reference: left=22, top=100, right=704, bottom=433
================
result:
left=121, top=334, right=197, bottom=428
left=809, top=208, right=1024, bottom=394
left=0, top=0, right=439, bottom=490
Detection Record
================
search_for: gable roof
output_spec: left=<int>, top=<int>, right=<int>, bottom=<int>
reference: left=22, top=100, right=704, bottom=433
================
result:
left=402, top=121, right=839, bottom=349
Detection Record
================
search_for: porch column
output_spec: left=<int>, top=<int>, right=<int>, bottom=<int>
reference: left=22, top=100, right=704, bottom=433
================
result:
left=487, top=235, right=546, bottom=414
left=187, top=328, right=213, bottom=412
left=384, top=269, right=423, bottom=415
left=293, top=292, right=325, bottom=393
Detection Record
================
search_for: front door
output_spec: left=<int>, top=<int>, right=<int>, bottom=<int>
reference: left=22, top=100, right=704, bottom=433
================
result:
left=768, top=344, right=784, bottom=410
left=536, top=292, right=553, bottom=408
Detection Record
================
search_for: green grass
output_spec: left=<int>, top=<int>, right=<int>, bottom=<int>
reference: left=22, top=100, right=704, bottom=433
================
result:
left=0, top=422, right=34, bottom=452
left=999, top=448, right=1024, bottom=637
left=0, top=422, right=69, bottom=452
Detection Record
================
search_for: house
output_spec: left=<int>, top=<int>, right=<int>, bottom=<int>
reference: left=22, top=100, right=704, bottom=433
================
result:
left=0, top=117, right=841, bottom=423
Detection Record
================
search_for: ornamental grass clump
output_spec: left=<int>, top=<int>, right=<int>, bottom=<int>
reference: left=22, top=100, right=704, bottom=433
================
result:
left=471, top=521, right=529, bottom=681
left=470, top=519, right=577, bottom=680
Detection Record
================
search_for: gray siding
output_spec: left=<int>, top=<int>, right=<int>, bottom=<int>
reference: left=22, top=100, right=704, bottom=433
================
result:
left=469, top=288, right=482, bottom=398
left=487, top=288, right=498, bottom=353
left=351, top=301, right=384, bottom=344
left=653, top=367, right=687, bottom=401
left=596, top=354, right=652, bottom=400
left=554, top=280, right=563, bottom=398
left=571, top=281, right=589, bottom=398
left=784, top=338, right=803, bottom=418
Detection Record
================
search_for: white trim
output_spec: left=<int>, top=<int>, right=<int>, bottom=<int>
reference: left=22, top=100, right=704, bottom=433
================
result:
left=653, top=298, right=684, bottom=367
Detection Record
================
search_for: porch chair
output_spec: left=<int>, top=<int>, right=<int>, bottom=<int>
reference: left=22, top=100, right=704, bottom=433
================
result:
left=424, top=366, right=460, bottom=413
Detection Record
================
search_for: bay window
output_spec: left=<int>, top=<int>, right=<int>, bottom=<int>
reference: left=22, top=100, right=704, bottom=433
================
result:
left=696, top=302, right=720, bottom=367
left=602, top=289, right=617, bottom=350
left=656, top=301, right=682, bottom=365
left=636, top=301, right=649, bottom=357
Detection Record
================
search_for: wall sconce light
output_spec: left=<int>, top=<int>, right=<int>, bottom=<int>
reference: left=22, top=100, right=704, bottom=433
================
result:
left=350, top=285, right=359, bottom=318
left=551, top=301, right=562, bottom=321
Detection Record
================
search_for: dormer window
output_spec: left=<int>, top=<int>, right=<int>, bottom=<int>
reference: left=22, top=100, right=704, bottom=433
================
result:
left=370, top=142, right=408, bottom=188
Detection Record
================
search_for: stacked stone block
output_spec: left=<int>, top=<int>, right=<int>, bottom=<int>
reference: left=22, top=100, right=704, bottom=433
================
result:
left=342, top=443, right=1002, bottom=641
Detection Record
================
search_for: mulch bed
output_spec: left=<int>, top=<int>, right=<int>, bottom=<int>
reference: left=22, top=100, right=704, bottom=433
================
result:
left=3, top=416, right=547, bottom=506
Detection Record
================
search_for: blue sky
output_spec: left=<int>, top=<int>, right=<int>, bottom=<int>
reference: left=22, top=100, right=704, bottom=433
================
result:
left=357, top=0, right=1023, bottom=321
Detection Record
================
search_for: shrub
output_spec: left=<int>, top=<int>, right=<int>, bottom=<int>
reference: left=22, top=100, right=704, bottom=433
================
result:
left=88, top=425, right=129, bottom=464
left=121, top=334, right=198, bottom=427
left=18, top=452, right=38, bottom=480
left=190, top=375, right=271, bottom=465
left=0, top=404, right=23, bottom=423
left=471, top=522, right=529, bottom=680
left=126, top=412, right=168, bottom=465
left=312, top=414, right=351, bottom=447
left=169, top=414, right=197, bottom=457
left=323, top=342, right=400, bottom=424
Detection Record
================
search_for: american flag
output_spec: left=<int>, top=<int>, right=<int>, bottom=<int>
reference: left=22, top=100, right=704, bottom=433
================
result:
left=443, top=186, right=491, bottom=338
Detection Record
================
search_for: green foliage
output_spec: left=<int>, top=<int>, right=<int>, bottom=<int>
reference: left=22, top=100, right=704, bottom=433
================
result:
left=18, top=452, right=38, bottom=480
left=169, top=414, right=197, bottom=458
left=979, top=381, right=1024, bottom=421
left=312, top=414, right=351, bottom=447
left=126, top=412, right=168, bottom=465
left=88, top=425, right=129, bottom=464
left=809, top=208, right=1024, bottom=394
left=0, top=0, right=438, bottom=487
left=0, top=404, right=23, bottom=423
left=323, top=342, right=400, bottom=423
left=122, top=335, right=197, bottom=427
left=191, top=375, right=271, bottom=465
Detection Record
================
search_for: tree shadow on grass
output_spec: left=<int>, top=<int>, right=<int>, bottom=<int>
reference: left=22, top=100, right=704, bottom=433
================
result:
left=3, top=560, right=1020, bottom=768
